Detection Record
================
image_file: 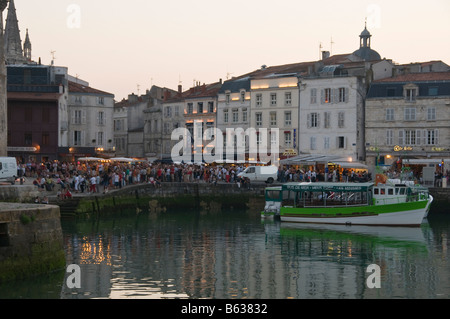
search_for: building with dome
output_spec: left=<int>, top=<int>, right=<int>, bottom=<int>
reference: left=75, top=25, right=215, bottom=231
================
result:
left=352, top=23, right=382, bottom=62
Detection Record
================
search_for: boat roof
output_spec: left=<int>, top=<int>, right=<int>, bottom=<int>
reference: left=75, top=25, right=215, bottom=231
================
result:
left=283, top=182, right=374, bottom=192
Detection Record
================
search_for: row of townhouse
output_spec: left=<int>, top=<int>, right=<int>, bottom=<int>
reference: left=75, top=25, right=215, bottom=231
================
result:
left=118, top=27, right=449, bottom=174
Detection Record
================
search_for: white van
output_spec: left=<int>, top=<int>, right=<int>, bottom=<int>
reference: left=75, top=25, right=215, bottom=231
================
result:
left=237, top=166, right=278, bottom=184
left=0, top=157, right=18, bottom=185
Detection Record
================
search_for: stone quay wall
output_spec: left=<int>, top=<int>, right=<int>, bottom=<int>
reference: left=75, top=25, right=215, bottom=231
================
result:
left=0, top=203, right=65, bottom=282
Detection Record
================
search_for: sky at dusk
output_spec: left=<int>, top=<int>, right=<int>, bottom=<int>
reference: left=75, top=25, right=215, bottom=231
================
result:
left=8, top=0, right=450, bottom=101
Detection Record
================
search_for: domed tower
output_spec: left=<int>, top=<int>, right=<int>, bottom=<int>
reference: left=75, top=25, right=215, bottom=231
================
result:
left=352, top=23, right=381, bottom=61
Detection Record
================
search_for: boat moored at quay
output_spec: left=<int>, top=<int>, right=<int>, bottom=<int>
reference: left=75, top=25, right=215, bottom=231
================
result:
left=262, top=176, right=433, bottom=227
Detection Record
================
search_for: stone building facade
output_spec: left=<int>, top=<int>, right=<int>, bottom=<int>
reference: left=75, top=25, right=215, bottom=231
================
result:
left=365, top=72, right=450, bottom=173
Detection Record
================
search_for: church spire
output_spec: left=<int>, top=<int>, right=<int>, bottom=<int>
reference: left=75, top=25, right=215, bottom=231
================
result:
left=4, top=0, right=26, bottom=64
left=23, top=28, right=31, bottom=61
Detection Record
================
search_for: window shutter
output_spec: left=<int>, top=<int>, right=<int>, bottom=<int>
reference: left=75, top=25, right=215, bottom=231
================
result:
left=82, top=110, right=86, bottom=124
left=422, top=129, right=427, bottom=145
left=307, top=113, right=311, bottom=128
left=345, top=88, right=349, bottom=103
left=398, top=130, right=404, bottom=145
left=333, top=89, right=338, bottom=104
left=321, top=89, right=325, bottom=104
left=317, top=113, right=321, bottom=128
left=71, top=110, right=75, bottom=124
left=416, top=130, right=421, bottom=145
left=435, top=129, right=439, bottom=145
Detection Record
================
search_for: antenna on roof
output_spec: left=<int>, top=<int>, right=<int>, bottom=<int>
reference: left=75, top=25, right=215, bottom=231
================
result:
left=50, top=50, right=56, bottom=65
left=137, top=84, right=140, bottom=96
left=319, top=42, right=323, bottom=60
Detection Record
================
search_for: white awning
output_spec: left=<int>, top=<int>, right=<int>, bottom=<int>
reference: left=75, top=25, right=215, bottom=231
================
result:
left=334, top=162, right=368, bottom=169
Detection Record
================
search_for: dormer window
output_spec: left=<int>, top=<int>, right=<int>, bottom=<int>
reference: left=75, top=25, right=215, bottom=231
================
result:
left=403, top=84, right=418, bottom=102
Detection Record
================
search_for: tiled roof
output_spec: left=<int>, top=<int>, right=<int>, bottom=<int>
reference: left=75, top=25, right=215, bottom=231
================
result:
left=374, top=72, right=450, bottom=83
left=69, top=81, right=114, bottom=97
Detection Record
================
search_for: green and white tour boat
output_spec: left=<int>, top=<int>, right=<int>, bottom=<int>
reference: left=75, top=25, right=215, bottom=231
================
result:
left=262, top=179, right=433, bottom=227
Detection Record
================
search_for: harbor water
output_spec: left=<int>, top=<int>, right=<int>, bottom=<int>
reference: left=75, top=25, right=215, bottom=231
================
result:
left=1, top=207, right=449, bottom=299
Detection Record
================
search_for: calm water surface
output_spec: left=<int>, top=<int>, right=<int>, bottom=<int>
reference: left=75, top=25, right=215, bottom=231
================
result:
left=1, top=208, right=450, bottom=299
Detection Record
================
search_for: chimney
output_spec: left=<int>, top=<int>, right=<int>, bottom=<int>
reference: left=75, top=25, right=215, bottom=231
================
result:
left=178, top=84, right=182, bottom=94
left=322, top=51, right=330, bottom=60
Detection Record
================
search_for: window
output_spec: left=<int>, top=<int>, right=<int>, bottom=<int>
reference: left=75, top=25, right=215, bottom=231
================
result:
left=285, top=132, right=292, bottom=146
left=308, top=113, right=319, bottom=128
left=187, top=103, right=193, bottom=114
left=42, top=132, right=50, bottom=146
left=175, top=106, right=180, bottom=116
left=226, top=94, right=230, bottom=104
left=257, top=133, right=262, bottom=146
left=271, top=132, right=278, bottom=146
left=270, top=112, right=277, bottom=126
left=324, top=88, right=332, bottom=103
left=426, top=129, right=439, bottom=145
left=338, top=112, right=345, bottom=128
left=97, top=132, right=104, bottom=145
left=97, top=97, right=105, bottom=105
left=232, top=109, right=239, bottom=123
left=428, top=87, right=438, bottom=96
left=24, top=132, right=32, bottom=146
left=197, top=102, right=203, bottom=114
left=403, top=130, right=417, bottom=145
left=324, top=137, right=330, bottom=150
left=338, top=88, right=347, bottom=103
left=386, top=130, right=394, bottom=146
left=73, top=110, right=82, bottom=124
left=98, top=111, right=105, bottom=125
left=74, top=131, right=82, bottom=146
left=386, top=108, right=394, bottom=121
left=404, top=108, right=416, bottom=121
left=324, top=112, right=331, bottom=129
left=386, top=88, right=396, bottom=97
left=284, top=112, right=291, bottom=126
left=256, top=94, right=262, bottom=107
left=224, top=110, right=229, bottom=123
left=285, top=92, right=292, bottom=106
left=337, top=136, right=346, bottom=149
left=242, top=109, right=248, bottom=122
left=165, top=106, right=172, bottom=118
left=270, top=93, right=277, bottom=106
left=241, top=91, right=246, bottom=102
left=310, top=136, right=316, bottom=150
left=256, top=113, right=262, bottom=127
left=405, top=88, right=416, bottom=102
left=427, top=107, right=436, bottom=121
left=310, top=88, right=317, bottom=104
left=208, top=102, right=214, bottom=113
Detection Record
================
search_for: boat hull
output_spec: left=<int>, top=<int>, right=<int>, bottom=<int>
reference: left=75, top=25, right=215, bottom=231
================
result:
left=280, top=196, right=433, bottom=227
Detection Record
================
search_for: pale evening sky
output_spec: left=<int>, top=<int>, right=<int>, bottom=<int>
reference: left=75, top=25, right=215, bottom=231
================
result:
left=10, top=0, right=450, bottom=101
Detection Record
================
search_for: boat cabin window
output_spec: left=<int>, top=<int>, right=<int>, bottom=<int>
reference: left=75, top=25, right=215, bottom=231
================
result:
left=266, top=190, right=281, bottom=201
left=374, top=188, right=379, bottom=195
left=399, top=188, right=406, bottom=195
left=388, top=188, right=394, bottom=195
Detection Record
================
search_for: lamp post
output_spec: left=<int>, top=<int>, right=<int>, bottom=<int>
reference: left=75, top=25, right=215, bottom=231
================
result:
left=0, top=1, right=9, bottom=157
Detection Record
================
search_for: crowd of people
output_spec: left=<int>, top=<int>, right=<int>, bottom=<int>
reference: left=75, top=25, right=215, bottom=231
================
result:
left=19, top=160, right=256, bottom=198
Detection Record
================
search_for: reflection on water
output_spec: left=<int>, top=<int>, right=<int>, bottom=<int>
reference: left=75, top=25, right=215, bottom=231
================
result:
left=1, top=209, right=450, bottom=299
